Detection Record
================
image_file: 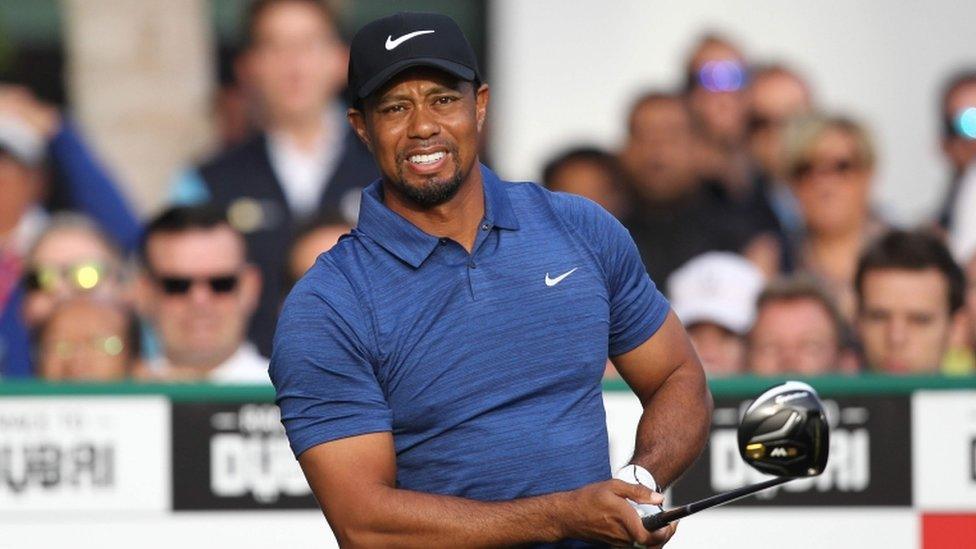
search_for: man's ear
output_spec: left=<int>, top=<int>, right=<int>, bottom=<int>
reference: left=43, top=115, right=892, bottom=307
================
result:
left=948, top=308, right=970, bottom=348
left=475, top=83, right=489, bottom=133
left=239, top=264, right=262, bottom=316
left=347, top=108, right=373, bottom=152
left=133, top=272, right=155, bottom=317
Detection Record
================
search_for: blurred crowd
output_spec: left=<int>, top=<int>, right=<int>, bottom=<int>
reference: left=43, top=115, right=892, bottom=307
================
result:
left=1, top=0, right=976, bottom=383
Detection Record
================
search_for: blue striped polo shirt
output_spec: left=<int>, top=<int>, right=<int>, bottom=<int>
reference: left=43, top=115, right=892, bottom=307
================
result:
left=270, top=164, right=669, bottom=540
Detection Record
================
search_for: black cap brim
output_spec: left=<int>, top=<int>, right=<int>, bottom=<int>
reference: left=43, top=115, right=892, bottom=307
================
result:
left=357, top=58, right=476, bottom=99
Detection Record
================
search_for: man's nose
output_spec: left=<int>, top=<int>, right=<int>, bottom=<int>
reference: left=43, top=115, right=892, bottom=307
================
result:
left=885, top=318, right=908, bottom=348
left=407, top=105, right=440, bottom=140
left=188, top=281, right=213, bottom=304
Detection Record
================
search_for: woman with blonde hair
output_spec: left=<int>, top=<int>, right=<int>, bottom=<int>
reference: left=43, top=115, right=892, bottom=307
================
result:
left=783, top=113, right=887, bottom=320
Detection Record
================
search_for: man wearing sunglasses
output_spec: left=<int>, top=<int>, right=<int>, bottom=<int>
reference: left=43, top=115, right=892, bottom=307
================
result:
left=137, top=206, right=268, bottom=383
left=939, top=71, right=976, bottom=264
left=937, top=71, right=976, bottom=232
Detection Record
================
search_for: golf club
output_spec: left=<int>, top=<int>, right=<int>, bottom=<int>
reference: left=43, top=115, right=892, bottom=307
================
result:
left=643, top=380, right=830, bottom=531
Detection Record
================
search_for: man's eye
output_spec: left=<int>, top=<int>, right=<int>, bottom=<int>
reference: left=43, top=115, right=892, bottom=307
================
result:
left=383, top=104, right=406, bottom=114
left=909, top=314, right=934, bottom=325
left=436, top=96, right=459, bottom=105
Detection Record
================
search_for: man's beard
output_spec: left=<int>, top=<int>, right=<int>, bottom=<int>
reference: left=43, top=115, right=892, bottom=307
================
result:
left=390, top=147, right=464, bottom=208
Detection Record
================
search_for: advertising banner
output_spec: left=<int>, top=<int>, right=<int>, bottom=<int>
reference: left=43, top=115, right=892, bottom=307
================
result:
left=0, top=396, right=170, bottom=512
left=171, top=402, right=316, bottom=510
left=669, top=395, right=912, bottom=506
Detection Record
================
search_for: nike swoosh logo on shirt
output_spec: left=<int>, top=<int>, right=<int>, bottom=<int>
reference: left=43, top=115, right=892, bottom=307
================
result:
left=385, top=30, right=436, bottom=50
left=545, top=267, right=578, bottom=287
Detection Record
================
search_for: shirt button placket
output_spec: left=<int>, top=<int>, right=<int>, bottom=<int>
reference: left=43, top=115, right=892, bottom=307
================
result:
left=466, top=259, right=479, bottom=300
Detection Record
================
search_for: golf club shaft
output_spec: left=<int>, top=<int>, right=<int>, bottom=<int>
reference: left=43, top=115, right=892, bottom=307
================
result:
left=642, top=476, right=793, bottom=531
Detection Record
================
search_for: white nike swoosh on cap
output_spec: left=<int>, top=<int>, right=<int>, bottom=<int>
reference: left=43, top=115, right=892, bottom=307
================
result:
left=385, top=30, right=436, bottom=50
left=545, top=267, right=578, bottom=287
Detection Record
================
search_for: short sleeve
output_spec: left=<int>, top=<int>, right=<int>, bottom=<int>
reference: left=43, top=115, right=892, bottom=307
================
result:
left=269, top=262, right=392, bottom=458
left=553, top=193, right=670, bottom=356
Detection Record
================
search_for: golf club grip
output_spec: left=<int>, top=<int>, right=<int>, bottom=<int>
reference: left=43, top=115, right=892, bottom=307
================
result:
left=642, top=507, right=690, bottom=531
left=642, top=476, right=793, bottom=531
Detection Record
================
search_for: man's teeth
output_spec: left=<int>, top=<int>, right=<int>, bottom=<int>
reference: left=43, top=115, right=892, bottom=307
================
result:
left=409, top=151, right=446, bottom=165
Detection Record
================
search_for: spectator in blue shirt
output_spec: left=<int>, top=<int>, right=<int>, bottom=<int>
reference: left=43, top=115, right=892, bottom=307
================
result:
left=271, top=12, right=711, bottom=548
left=0, top=87, right=140, bottom=378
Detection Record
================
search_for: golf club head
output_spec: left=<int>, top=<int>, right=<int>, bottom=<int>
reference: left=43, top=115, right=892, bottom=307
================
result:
left=737, top=381, right=829, bottom=477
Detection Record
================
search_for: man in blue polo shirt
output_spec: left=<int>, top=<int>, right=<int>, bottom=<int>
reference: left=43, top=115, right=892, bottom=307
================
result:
left=270, top=12, right=711, bottom=548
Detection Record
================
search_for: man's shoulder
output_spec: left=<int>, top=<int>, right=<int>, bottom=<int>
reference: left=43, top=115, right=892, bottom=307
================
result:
left=294, top=236, right=361, bottom=289
left=510, top=183, right=621, bottom=237
left=286, top=233, right=378, bottom=310
left=275, top=237, right=377, bottom=362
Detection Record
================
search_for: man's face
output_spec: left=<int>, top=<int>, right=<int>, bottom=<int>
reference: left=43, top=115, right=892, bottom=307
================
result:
left=943, top=82, right=976, bottom=173
left=748, top=72, right=811, bottom=180
left=790, top=128, right=872, bottom=236
left=749, top=298, right=840, bottom=376
left=858, top=268, right=954, bottom=373
left=687, top=322, right=745, bottom=376
left=621, top=99, right=696, bottom=202
left=349, top=68, right=488, bottom=208
left=141, top=227, right=260, bottom=367
left=39, top=300, right=131, bottom=382
left=547, top=159, right=624, bottom=218
left=247, top=1, right=346, bottom=123
left=688, top=41, right=748, bottom=146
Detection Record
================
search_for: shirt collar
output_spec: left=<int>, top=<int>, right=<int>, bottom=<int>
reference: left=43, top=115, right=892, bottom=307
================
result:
left=481, top=163, right=520, bottom=231
left=356, top=163, right=520, bottom=269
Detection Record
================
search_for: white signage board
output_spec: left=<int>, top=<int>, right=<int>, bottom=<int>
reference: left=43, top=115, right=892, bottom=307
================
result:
left=912, top=390, right=976, bottom=510
left=0, top=396, right=171, bottom=512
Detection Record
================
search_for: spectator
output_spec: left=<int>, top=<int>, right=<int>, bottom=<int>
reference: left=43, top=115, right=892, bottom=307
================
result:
left=683, top=33, right=752, bottom=198
left=172, top=0, right=378, bottom=356
left=936, top=71, right=976, bottom=232
left=285, top=217, right=351, bottom=289
left=746, top=65, right=813, bottom=246
left=668, top=252, right=765, bottom=376
left=748, top=275, right=857, bottom=376
left=213, top=48, right=260, bottom=150
left=21, top=214, right=128, bottom=330
left=0, top=87, right=141, bottom=249
left=956, top=251, right=976, bottom=374
left=137, top=206, right=268, bottom=383
left=784, top=113, right=886, bottom=320
left=0, top=88, right=140, bottom=378
left=542, top=146, right=629, bottom=219
left=36, top=297, right=139, bottom=382
left=620, top=91, right=753, bottom=286
left=855, top=230, right=967, bottom=374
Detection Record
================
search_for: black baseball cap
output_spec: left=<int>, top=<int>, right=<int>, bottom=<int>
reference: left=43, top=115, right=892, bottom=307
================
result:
left=348, top=12, right=481, bottom=101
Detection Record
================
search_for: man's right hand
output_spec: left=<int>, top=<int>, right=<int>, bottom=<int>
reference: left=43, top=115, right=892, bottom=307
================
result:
left=555, top=479, right=676, bottom=547
left=298, top=432, right=679, bottom=548
left=0, top=85, right=60, bottom=139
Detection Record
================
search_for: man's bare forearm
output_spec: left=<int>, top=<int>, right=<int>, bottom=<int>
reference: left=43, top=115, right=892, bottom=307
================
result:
left=332, top=485, right=570, bottom=548
left=630, top=360, right=712, bottom=487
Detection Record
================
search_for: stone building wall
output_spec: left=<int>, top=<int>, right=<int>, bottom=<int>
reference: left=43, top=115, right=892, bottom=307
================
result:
left=64, top=0, right=215, bottom=215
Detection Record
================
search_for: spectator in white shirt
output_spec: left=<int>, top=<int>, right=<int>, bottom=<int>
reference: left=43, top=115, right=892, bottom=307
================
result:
left=137, top=206, right=268, bottom=384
